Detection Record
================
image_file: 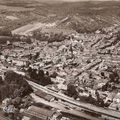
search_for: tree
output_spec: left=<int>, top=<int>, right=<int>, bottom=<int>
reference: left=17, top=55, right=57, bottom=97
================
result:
left=67, top=83, right=78, bottom=98
left=0, top=28, right=12, bottom=36
left=4, top=70, right=33, bottom=97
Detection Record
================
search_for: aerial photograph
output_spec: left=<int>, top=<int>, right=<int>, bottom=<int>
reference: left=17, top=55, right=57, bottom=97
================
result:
left=0, top=0, right=120, bottom=120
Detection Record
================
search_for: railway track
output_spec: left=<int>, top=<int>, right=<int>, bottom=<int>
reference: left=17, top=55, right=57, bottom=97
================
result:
left=27, top=80, right=120, bottom=120
left=30, top=94, right=102, bottom=120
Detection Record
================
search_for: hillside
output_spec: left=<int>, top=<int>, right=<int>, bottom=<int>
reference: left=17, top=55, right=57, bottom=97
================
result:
left=0, top=1, right=120, bottom=33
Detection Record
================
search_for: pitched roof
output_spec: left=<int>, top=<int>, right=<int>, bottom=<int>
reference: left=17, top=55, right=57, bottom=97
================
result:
left=26, top=106, right=55, bottom=120
left=35, top=90, right=55, bottom=101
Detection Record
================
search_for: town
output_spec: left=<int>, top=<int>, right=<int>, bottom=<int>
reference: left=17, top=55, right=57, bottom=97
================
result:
left=0, top=0, right=120, bottom=120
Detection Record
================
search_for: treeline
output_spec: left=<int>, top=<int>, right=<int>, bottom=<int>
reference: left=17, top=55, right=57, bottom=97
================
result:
left=0, top=28, right=68, bottom=44
left=0, top=28, right=12, bottom=36
left=71, top=22, right=101, bottom=34
left=32, top=31, right=67, bottom=43
left=0, top=28, right=32, bottom=44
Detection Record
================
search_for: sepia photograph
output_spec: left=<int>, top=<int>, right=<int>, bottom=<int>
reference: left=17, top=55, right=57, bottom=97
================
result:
left=0, top=0, right=120, bottom=120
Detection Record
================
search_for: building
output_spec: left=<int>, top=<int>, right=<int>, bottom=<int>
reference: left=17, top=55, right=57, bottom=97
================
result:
left=23, top=105, right=62, bottom=120
left=35, top=90, right=55, bottom=102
